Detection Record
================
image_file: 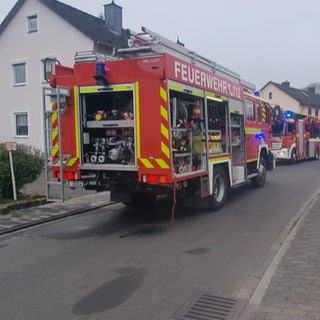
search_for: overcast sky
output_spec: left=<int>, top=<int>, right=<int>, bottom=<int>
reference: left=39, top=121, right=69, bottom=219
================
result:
left=1, top=0, right=319, bottom=90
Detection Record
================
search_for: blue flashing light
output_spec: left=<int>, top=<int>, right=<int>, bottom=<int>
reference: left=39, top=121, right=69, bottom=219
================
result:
left=255, top=133, right=265, bottom=140
left=96, top=61, right=106, bottom=76
left=285, top=111, right=293, bottom=119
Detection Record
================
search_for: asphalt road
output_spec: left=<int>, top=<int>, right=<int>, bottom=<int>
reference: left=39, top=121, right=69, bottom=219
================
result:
left=1, top=160, right=319, bottom=320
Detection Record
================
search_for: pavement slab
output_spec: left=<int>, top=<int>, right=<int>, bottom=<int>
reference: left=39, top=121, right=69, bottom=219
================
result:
left=241, top=192, right=320, bottom=319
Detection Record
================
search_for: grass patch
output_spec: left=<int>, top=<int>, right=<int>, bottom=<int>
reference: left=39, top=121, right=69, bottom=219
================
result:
left=0, top=198, right=12, bottom=205
left=0, top=194, right=47, bottom=214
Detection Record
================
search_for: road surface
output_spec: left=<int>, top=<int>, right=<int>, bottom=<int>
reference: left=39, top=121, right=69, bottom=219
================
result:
left=0, top=160, right=319, bottom=320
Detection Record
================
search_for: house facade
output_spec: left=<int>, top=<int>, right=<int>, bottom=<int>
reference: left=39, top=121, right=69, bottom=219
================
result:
left=0, top=0, right=129, bottom=150
left=260, top=81, right=320, bottom=119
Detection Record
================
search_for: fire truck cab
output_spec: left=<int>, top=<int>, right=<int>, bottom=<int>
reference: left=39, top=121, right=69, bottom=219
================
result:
left=272, top=106, right=320, bottom=164
left=43, top=27, right=274, bottom=213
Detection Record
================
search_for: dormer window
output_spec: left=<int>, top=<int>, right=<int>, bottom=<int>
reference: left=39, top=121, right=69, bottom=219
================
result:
left=27, top=14, right=38, bottom=33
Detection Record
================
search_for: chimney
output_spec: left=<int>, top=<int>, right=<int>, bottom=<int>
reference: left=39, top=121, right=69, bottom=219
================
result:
left=308, top=87, right=316, bottom=94
left=281, top=81, right=290, bottom=87
left=104, top=0, right=122, bottom=34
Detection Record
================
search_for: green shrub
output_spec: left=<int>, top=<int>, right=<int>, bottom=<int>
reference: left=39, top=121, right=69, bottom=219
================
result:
left=0, top=143, right=44, bottom=199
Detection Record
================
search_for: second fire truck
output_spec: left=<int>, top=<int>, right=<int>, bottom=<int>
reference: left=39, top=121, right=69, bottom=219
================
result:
left=272, top=106, right=320, bottom=164
left=43, top=27, right=274, bottom=215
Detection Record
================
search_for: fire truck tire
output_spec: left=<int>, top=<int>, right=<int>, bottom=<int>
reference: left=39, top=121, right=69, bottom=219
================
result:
left=208, top=166, right=227, bottom=211
left=290, top=148, right=297, bottom=165
left=251, top=157, right=267, bottom=188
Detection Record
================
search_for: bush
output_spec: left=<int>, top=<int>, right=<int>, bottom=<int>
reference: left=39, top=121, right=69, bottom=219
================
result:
left=0, top=143, right=44, bottom=199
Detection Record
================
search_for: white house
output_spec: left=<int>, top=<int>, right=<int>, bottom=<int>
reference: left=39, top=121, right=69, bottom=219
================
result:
left=0, top=0, right=129, bottom=150
left=260, top=81, right=320, bottom=118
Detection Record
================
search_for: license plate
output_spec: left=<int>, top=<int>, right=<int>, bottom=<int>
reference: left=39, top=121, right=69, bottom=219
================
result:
left=64, top=180, right=84, bottom=188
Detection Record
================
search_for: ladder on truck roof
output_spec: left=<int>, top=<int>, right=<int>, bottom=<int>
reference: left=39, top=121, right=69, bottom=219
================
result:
left=42, top=86, right=70, bottom=202
left=117, top=26, right=254, bottom=88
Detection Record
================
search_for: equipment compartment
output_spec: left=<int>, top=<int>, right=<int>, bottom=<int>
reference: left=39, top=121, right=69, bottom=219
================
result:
left=80, top=87, right=136, bottom=165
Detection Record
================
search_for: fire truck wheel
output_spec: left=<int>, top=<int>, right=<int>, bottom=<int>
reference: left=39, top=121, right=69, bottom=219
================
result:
left=290, top=148, right=297, bottom=165
left=208, top=166, right=227, bottom=211
left=251, top=157, right=267, bottom=188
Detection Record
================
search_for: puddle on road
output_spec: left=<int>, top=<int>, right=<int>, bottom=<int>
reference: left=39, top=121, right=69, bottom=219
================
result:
left=72, top=267, right=147, bottom=315
left=119, top=225, right=167, bottom=238
left=185, top=247, right=210, bottom=255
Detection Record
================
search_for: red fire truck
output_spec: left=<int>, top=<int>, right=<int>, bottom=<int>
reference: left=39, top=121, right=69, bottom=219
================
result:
left=43, top=27, right=274, bottom=215
left=271, top=106, right=320, bottom=164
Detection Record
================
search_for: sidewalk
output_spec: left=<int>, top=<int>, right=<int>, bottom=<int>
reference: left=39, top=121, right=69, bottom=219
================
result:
left=0, top=191, right=111, bottom=235
left=0, top=171, right=111, bottom=234
left=241, top=191, right=320, bottom=320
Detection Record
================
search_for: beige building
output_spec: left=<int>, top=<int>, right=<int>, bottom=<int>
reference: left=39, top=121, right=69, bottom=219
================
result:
left=260, top=81, right=320, bottom=119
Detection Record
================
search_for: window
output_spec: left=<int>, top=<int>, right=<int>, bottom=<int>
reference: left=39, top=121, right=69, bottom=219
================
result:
left=308, top=107, right=312, bottom=116
left=245, top=99, right=254, bottom=120
left=27, top=15, right=38, bottom=32
left=268, top=92, right=273, bottom=99
left=315, top=109, right=319, bottom=117
left=13, top=63, right=26, bottom=85
left=14, top=112, right=29, bottom=136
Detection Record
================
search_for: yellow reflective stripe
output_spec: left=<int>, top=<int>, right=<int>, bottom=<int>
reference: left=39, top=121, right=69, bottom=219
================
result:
left=79, top=87, right=99, bottom=93
left=52, top=146, right=59, bottom=157
left=140, top=158, right=154, bottom=168
left=161, top=105, right=168, bottom=121
left=245, top=127, right=262, bottom=134
left=155, top=158, right=170, bottom=169
left=161, top=123, right=169, bottom=140
left=161, top=141, right=170, bottom=159
left=160, top=87, right=167, bottom=101
left=261, top=107, right=266, bottom=122
left=206, top=91, right=228, bottom=102
left=169, top=83, right=203, bottom=97
left=247, top=158, right=258, bottom=163
left=51, top=111, right=58, bottom=157
left=52, top=111, right=57, bottom=122
left=135, top=82, right=141, bottom=158
left=74, top=86, right=80, bottom=158
left=66, top=157, right=78, bottom=166
left=209, top=156, right=230, bottom=163
left=169, top=83, right=183, bottom=92
left=52, top=129, right=58, bottom=140
left=79, top=84, right=133, bottom=93
left=112, top=84, right=133, bottom=91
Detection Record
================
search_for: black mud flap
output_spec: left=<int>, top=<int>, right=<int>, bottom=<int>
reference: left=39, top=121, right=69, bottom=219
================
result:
left=267, top=151, right=275, bottom=171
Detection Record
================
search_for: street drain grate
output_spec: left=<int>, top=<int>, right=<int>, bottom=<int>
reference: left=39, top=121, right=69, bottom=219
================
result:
left=172, top=291, right=239, bottom=320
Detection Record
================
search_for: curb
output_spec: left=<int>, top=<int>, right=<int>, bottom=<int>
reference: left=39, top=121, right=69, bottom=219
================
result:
left=0, top=200, right=115, bottom=236
left=0, top=197, right=48, bottom=215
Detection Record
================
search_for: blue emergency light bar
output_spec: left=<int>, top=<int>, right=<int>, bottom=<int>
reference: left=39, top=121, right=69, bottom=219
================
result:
left=285, top=111, right=293, bottom=119
left=96, top=61, right=106, bottom=75
left=255, top=133, right=265, bottom=140
left=94, top=61, right=109, bottom=85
